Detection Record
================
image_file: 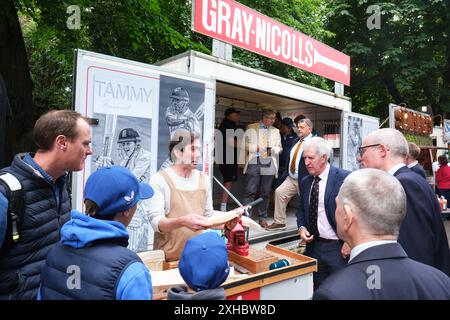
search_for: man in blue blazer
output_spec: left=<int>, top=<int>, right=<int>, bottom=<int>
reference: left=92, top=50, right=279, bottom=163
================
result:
left=296, top=137, right=351, bottom=287
left=358, top=128, right=450, bottom=276
left=314, top=169, right=450, bottom=300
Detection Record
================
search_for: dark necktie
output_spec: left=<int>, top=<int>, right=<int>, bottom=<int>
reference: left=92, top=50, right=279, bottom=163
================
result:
left=308, top=176, right=321, bottom=238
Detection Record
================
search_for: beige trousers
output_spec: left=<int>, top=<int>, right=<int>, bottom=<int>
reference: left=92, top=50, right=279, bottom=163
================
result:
left=273, top=176, right=299, bottom=224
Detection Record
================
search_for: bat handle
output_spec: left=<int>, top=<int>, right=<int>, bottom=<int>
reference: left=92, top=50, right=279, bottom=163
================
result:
left=244, top=198, right=264, bottom=208
left=239, top=198, right=264, bottom=217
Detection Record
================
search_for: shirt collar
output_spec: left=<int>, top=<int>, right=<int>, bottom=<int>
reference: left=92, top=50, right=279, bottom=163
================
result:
left=259, top=121, right=268, bottom=129
left=407, top=160, right=418, bottom=168
left=349, top=240, right=397, bottom=262
left=23, top=153, right=60, bottom=184
left=388, top=163, right=405, bottom=175
left=318, top=163, right=330, bottom=181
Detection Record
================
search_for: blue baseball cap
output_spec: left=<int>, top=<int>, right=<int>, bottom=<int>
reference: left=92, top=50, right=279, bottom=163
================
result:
left=179, top=232, right=230, bottom=291
left=84, top=166, right=154, bottom=217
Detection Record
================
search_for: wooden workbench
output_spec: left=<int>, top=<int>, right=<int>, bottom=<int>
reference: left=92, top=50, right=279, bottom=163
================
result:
left=150, top=244, right=317, bottom=300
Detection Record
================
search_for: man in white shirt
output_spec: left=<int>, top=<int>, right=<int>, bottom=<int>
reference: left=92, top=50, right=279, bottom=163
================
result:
left=266, top=118, right=313, bottom=231
left=146, top=129, right=240, bottom=262
left=314, top=169, right=450, bottom=300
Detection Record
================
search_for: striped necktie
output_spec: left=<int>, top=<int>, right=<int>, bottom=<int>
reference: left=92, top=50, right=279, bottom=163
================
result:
left=290, top=141, right=303, bottom=174
left=261, top=127, right=268, bottom=158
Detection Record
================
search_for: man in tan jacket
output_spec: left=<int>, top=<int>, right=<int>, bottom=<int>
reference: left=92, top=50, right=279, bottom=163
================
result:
left=239, top=109, right=282, bottom=227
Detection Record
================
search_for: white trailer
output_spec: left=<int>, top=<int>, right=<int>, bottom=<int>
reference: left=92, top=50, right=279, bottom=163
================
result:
left=157, top=50, right=379, bottom=242
left=72, top=48, right=379, bottom=246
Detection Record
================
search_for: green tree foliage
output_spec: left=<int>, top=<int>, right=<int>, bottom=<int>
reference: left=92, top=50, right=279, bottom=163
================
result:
left=16, top=0, right=211, bottom=112
left=326, top=0, right=450, bottom=121
left=15, top=0, right=334, bottom=113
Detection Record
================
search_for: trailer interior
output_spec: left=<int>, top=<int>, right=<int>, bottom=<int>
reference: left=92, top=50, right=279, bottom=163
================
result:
left=213, top=81, right=343, bottom=242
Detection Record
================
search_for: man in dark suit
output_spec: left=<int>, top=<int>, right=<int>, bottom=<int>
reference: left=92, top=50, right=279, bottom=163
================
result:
left=314, top=169, right=450, bottom=300
left=358, top=128, right=450, bottom=276
left=406, top=142, right=427, bottom=179
left=296, top=137, right=351, bottom=287
left=272, top=117, right=299, bottom=190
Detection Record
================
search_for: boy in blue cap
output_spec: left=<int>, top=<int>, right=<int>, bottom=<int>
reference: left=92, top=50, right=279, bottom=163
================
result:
left=167, top=232, right=230, bottom=300
left=38, top=166, right=154, bottom=300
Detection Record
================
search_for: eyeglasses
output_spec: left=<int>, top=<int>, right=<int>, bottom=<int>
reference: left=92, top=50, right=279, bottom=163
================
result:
left=358, top=144, right=381, bottom=156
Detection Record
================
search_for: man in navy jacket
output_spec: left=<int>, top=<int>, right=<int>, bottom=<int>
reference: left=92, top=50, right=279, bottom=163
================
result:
left=296, top=137, right=350, bottom=287
left=358, top=128, right=450, bottom=276
left=314, top=169, right=450, bottom=300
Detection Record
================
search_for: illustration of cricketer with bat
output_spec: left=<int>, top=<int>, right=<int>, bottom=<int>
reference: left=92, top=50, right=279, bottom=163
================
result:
left=159, top=87, right=204, bottom=170
left=95, top=125, right=152, bottom=253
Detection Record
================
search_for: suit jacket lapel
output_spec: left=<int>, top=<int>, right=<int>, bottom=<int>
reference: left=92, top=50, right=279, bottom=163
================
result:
left=304, top=176, right=313, bottom=225
left=393, top=165, right=409, bottom=177
left=324, top=166, right=336, bottom=207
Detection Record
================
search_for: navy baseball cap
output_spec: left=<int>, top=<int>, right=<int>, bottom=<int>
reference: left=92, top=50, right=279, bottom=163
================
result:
left=84, top=166, right=154, bottom=217
left=179, top=232, right=230, bottom=291
left=281, top=117, right=295, bottom=129
left=224, top=107, right=240, bottom=117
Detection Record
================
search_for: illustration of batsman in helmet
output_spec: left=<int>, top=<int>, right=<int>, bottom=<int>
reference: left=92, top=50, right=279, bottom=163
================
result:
left=159, top=87, right=204, bottom=170
left=346, top=116, right=362, bottom=171
left=95, top=127, right=152, bottom=252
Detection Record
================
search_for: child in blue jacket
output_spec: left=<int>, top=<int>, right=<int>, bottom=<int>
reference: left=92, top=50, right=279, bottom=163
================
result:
left=38, top=166, right=154, bottom=300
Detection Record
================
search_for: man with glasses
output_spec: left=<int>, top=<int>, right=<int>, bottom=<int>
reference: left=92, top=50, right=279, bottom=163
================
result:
left=314, top=169, right=450, bottom=300
left=356, top=128, right=450, bottom=276
left=240, top=109, right=282, bottom=228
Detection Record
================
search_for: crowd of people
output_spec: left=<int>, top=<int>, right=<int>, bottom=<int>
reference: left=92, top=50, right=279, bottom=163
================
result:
left=0, top=108, right=449, bottom=300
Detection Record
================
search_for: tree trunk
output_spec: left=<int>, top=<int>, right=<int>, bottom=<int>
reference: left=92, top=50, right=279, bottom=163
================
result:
left=0, top=0, right=35, bottom=167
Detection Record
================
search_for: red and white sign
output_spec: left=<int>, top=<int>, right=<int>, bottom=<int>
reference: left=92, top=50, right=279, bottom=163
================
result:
left=193, top=0, right=350, bottom=85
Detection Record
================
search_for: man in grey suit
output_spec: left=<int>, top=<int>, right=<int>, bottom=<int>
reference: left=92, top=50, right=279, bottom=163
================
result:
left=240, top=109, right=282, bottom=227
left=314, top=169, right=450, bottom=300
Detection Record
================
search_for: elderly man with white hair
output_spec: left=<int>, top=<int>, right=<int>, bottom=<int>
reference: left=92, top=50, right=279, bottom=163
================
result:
left=296, top=137, right=351, bottom=288
left=314, top=169, right=450, bottom=300
left=356, top=128, right=450, bottom=276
